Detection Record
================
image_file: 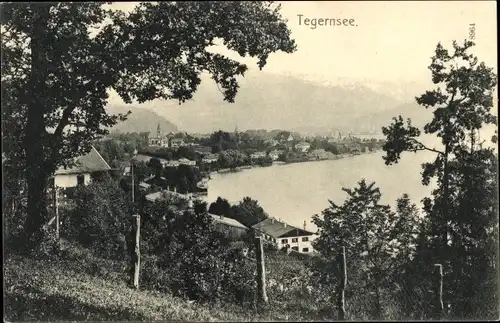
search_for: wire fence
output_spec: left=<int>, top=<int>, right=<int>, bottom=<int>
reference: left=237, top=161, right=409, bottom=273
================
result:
left=243, top=238, right=444, bottom=320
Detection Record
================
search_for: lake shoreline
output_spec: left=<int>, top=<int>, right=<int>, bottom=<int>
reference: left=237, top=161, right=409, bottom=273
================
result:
left=208, top=150, right=381, bottom=177
left=203, top=148, right=435, bottom=231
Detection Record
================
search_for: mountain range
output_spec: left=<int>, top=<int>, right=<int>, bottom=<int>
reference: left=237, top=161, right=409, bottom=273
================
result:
left=106, top=71, right=435, bottom=136
left=105, top=105, right=178, bottom=135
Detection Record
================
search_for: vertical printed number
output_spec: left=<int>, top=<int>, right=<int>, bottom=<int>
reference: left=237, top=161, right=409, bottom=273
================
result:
left=469, top=24, right=476, bottom=40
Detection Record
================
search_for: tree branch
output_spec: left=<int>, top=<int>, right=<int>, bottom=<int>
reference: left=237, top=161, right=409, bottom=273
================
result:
left=408, top=138, right=444, bottom=155
left=53, top=106, right=77, bottom=139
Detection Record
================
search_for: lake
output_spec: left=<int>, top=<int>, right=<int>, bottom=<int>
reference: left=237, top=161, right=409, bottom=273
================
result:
left=206, top=150, right=437, bottom=232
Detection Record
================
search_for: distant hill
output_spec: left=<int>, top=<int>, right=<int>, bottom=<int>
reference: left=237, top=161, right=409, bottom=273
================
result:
left=105, top=105, right=178, bottom=135
left=138, top=71, right=432, bottom=135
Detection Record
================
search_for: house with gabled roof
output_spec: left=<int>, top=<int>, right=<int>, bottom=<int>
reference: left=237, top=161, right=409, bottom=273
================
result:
left=252, top=217, right=318, bottom=254
left=209, top=213, right=249, bottom=239
left=54, top=146, right=111, bottom=188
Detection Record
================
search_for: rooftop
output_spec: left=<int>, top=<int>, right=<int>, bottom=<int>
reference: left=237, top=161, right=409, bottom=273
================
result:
left=208, top=213, right=248, bottom=230
left=145, top=190, right=190, bottom=202
left=55, top=146, right=111, bottom=175
left=252, top=218, right=315, bottom=238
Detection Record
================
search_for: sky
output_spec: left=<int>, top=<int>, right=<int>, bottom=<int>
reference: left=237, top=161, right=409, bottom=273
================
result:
left=214, top=1, right=497, bottom=83
left=106, top=1, right=498, bottom=137
left=108, top=1, right=497, bottom=91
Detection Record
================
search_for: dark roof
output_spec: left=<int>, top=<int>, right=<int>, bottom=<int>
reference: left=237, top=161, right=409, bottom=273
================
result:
left=252, top=218, right=315, bottom=238
left=55, top=146, right=111, bottom=175
left=208, top=213, right=248, bottom=230
left=145, top=190, right=189, bottom=202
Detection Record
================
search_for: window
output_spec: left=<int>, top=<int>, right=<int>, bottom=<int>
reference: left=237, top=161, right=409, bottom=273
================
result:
left=292, top=238, right=298, bottom=243
left=77, top=174, right=85, bottom=186
left=302, top=237, right=309, bottom=242
left=281, top=239, right=288, bottom=244
left=302, top=248, right=309, bottom=252
left=292, top=247, right=299, bottom=251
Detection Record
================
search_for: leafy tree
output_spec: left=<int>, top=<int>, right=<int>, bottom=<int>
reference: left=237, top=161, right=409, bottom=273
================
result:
left=218, top=149, right=248, bottom=169
left=210, top=130, right=237, bottom=153
left=231, top=197, right=269, bottom=228
left=1, top=1, right=296, bottom=247
left=381, top=40, right=498, bottom=319
left=208, top=197, right=234, bottom=218
left=382, top=40, right=497, bottom=253
left=312, top=179, right=420, bottom=319
left=176, top=146, right=198, bottom=161
left=147, top=157, right=163, bottom=178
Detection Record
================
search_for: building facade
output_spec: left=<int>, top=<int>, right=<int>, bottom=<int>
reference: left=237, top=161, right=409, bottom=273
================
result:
left=252, top=218, right=318, bottom=254
left=54, top=146, right=111, bottom=188
left=209, top=213, right=249, bottom=239
left=148, top=124, right=170, bottom=148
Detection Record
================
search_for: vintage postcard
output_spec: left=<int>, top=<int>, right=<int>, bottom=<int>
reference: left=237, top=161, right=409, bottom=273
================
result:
left=2, top=1, right=498, bottom=321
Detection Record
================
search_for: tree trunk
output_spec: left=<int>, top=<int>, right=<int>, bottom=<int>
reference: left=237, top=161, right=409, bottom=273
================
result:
left=23, top=5, right=52, bottom=248
left=337, top=246, right=347, bottom=320
left=374, top=285, right=382, bottom=319
left=255, top=236, right=268, bottom=304
left=442, top=150, right=450, bottom=252
left=434, top=264, right=444, bottom=320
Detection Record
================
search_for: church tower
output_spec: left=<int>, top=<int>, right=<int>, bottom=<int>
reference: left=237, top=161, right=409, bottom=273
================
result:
left=157, top=123, right=161, bottom=138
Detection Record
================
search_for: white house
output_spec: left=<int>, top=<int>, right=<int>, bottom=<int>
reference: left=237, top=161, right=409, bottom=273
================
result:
left=170, top=138, right=186, bottom=148
left=54, top=146, right=111, bottom=188
left=268, top=150, right=283, bottom=161
left=250, top=151, right=267, bottom=159
left=252, top=218, right=318, bottom=254
left=149, top=137, right=169, bottom=148
left=295, top=142, right=311, bottom=153
left=178, top=158, right=196, bottom=166
left=148, top=124, right=170, bottom=148
left=202, top=153, right=219, bottom=164
left=165, top=160, right=180, bottom=167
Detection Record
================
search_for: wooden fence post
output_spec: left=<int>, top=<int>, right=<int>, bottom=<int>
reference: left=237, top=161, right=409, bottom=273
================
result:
left=337, top=246, right=347, bottom=320
left=255, top=236, right=268, bottom=304
left=51, top=184, right=60, bottom=249
left=434, top=263, right=444, bottom=320
left=133, top=214, right=141, bottom=290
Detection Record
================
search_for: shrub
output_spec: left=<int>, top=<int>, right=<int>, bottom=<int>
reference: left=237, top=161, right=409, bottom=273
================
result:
left=141, top=208, right=256, bottom=304
left=63, top=179, right=132, bottom=260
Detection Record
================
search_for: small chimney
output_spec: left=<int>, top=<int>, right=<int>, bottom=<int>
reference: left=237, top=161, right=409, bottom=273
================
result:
left=174, top=186, right=177, bottom=193
left=220, top=214, right=223, bottom=220
left=271, top=218, right=275, bottom=224
left=283, top=223, right=287, bottom=228
left=303, top=220, right=307, bottom=231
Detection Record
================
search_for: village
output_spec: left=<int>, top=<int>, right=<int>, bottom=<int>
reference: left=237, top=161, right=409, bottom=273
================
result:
left=50, top=124, right=385, bottom=255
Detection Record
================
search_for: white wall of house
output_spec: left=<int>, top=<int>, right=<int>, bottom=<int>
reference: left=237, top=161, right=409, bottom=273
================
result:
left=54, top=173, right=91, bottom=188
left=277, top=234, right=318, bottom=253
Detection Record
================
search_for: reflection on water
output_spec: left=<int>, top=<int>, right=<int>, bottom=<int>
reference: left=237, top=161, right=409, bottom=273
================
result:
left=207, top=151, right=437, bottom=232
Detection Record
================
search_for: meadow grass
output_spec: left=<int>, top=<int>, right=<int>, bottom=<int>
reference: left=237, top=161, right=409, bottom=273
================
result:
left=4, top=240, right=337, bottom=321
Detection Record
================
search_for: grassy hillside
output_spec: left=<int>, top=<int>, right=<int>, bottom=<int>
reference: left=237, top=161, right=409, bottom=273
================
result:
left=4, top=240, right=335, bottom=322
left=106, top=105, right=178, bottom=135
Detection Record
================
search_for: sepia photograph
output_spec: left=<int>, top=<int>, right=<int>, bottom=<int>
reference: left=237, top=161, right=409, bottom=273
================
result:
left=2, top=1, right=498, bottom=321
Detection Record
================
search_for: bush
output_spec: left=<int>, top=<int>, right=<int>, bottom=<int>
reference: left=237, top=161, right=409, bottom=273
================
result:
left=63, top=179, right=132, bottom=260
left=141, top=208, right=256, bottom=305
